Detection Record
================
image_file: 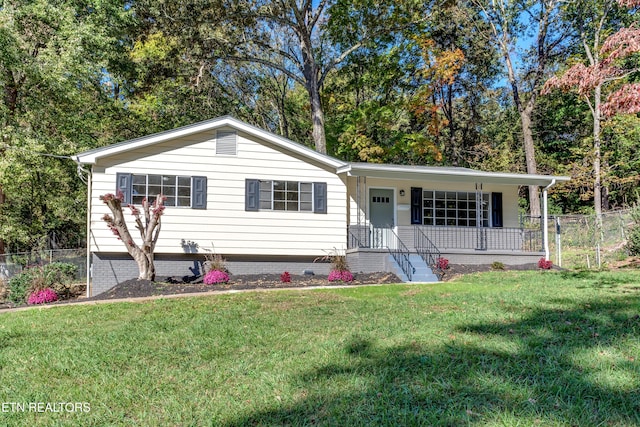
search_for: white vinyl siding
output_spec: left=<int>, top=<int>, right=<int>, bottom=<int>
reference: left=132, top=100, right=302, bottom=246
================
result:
left=90, top=128, right=346, bottom=255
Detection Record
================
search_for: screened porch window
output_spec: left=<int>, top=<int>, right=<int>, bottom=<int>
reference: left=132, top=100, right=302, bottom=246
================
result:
left=422, top=190, right=489, bottom=227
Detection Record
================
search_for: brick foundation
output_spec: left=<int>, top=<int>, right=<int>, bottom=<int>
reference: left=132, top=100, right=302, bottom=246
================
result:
left=90, top=253, right=331, bottom=296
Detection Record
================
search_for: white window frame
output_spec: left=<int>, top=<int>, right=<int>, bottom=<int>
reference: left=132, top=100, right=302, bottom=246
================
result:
left=132, top=174, right=192, bottom=208
left=422, top=190, right=489, bottom=227
left=258, top=180, right=314, bottom=212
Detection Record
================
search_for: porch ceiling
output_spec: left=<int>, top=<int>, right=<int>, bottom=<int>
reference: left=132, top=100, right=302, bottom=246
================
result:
left=338, top=163, right=570, bottom=186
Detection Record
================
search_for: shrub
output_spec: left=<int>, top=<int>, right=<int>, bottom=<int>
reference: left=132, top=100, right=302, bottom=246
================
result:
left=203, top=250, right=229, bottom=274
left=0, top=277, right=8, bottom=301
left=491, top=261, right=505, bottom=270
left=203, top=270, right=230, bottom=285
left=8, top=270, right=34, bottom=304
left=328, top=270, right=354, bottom=282
left=8, top=262, right=79, bottom=303
left=538, top=257, right=553, bottom=270
left=627, top=202, right=640, bottom=256
left=44, top=262, right=78, bottom=282
left=280, top=271, right=291, bottom=283
left=316, top=248, right=350, bottom=272
left=27, top=288, right=58, bottom=305
left=436, top=257, right=449, bottom=270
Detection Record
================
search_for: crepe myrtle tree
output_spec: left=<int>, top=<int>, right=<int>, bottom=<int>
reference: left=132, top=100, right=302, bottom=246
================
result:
left=100, top=191, right=166, bottom=281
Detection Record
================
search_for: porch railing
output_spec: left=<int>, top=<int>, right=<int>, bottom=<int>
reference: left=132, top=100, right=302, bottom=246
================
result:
left=348, top=225, right=371, bottom=248
left=414, top=227, right=444, bottom=279
left=348, top=225, right=544, bottom=252
left=385, top=227, right=415, bottom=282
left=416, top=225, right=543, bottom=252
left=347, top=225, right=415, bottom=281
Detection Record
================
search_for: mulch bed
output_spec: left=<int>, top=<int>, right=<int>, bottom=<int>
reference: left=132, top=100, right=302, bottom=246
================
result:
left=86, top=271, right=402, bottom=301
left=0, top=263, right=546, bottom=309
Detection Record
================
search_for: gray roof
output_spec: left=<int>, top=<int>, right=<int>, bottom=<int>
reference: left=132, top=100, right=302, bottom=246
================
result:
left=76, top=116, right=569, bottom=186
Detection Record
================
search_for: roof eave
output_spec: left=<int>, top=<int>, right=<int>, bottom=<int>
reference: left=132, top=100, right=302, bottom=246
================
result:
left=75, top=116, right=347, bottom=170
left=344, top=164, right=570, bottom=186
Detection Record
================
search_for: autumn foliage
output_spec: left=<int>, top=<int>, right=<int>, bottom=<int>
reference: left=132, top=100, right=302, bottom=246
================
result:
left=543, top=3, right=640, bottom=117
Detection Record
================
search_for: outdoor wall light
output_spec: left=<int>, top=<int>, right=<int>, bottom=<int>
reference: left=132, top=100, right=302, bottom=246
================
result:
left=399, top=189, right=405, bottom=197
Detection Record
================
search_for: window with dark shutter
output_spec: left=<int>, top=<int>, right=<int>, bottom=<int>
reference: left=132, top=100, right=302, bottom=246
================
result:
left=119, top=173, right=205, bottom=209
left=411, top=187, right=422, bottom=224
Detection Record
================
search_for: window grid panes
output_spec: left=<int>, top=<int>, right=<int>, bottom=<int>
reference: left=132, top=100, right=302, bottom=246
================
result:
left=422, top=190, right=489, bottom=227
left=259, top=180, right=313, bottom=212
left=132, top=174, right=191, bottom=207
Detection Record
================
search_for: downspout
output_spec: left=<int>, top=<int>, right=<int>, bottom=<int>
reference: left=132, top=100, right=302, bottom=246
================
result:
left=85, top=169, right=92, bottom=297
left=543, top=179, right=556, bottom=261
left=73, top=156, right=92, bottom=298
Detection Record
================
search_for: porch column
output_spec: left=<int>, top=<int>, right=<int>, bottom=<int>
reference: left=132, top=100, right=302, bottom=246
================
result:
left=542, top=179, right=557, bottom=261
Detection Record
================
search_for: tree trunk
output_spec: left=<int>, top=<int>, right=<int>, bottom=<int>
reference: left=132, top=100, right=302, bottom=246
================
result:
left=308, top=78, right=327, bottom=154
left=0, top=185, right=5, bottom=255
left=520, top=105, right=541, bottom=218
left=593, top=84, right=602, bottom=223
left=134, top=250, right=155, bottom=281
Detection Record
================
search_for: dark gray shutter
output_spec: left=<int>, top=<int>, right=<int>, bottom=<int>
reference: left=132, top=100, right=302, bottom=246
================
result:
left=245, top=179, right=259, bottom=211
left=116, top=173, right=132, bottom=204
left=411, top=187, right=422, bottom=224
left=491, top=192, right=503, bottom=227
left=313, top=182, right=327, bottom=214
left=192, top=176, right=207, bottom=209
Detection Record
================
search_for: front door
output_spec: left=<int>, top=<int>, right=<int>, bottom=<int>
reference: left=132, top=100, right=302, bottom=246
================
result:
left=370, top=189, right=394, bottom=248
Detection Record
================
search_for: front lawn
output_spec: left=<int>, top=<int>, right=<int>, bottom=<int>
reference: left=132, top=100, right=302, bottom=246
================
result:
left=0, top=270, right=639, bottom=426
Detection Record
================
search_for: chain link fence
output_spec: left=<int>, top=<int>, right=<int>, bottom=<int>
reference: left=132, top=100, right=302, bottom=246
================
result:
left=523, top=209, right=633, bottom=270
left=0, top=249, right=86, bottom=281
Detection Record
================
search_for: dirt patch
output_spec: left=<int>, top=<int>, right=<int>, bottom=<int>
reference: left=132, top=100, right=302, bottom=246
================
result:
left=610, top=257, right=640, bottom=269
left=441, top=263, right=541, bottom=281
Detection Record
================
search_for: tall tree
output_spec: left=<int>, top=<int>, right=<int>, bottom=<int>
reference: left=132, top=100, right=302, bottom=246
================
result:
left=471, top=0, right=569, bottom=217
left=543, top=0, right=640, bottom=219
left=133, top=0, right=425, bottom=153
left=0, top=0, right=133, bottom=252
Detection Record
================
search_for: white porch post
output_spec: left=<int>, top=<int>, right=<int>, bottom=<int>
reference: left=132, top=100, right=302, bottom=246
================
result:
left=543, top=179, right=556, bottom=261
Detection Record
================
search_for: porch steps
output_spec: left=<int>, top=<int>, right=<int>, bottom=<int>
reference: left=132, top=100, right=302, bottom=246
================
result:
left=388, top=254, right=440, bottom=283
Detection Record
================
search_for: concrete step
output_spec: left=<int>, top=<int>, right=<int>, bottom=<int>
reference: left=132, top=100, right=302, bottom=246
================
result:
left=387, top=254, right=439, bottom=283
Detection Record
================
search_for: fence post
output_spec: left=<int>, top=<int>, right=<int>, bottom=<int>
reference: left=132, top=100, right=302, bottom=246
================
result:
left=556, top=217, right=562, bottom=267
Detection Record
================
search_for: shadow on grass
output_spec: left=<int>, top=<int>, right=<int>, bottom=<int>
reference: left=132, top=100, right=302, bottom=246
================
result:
left=561, top=269, right=638, bottom=289
left=224, top=294, right=640, bottom=426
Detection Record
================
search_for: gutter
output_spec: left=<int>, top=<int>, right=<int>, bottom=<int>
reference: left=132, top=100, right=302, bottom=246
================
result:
left=542, top=179, right=557, bottom=261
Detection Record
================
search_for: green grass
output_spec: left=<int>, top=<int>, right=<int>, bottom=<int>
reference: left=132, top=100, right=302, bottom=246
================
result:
left=1, top=270, right=639, bottom=426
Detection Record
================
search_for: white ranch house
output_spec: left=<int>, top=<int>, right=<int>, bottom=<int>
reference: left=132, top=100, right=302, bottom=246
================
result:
left=75, top=116, right=569, bottom=296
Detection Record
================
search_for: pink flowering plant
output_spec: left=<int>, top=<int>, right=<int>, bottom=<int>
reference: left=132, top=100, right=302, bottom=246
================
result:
left=436, top=257, right=449, bottom=270
left=316, top=248, right=354, bottom=283
left=328, top=270, right=354, bottom=282
left=538, top=257, right=553, bottom=270
left=204, top=270, right=230, bottom=285
left=280, top=271, right=291, bottom=283
left=27, top=288, right=58, bottom=305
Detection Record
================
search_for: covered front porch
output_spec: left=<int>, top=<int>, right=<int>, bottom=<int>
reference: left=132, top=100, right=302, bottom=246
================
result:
left=338, top=162, right=570, bottom=281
